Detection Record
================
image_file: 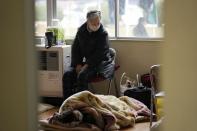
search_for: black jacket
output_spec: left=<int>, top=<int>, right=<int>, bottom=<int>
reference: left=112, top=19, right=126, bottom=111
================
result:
left=71, top=22, right=114, bottom=78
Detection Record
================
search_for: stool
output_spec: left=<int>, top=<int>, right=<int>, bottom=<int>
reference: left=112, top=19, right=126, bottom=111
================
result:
left=150, top=64, right=164, bottom=128
left=88, top=65, right=120, bottom=97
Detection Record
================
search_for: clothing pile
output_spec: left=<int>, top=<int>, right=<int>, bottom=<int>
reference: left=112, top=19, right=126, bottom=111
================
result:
left=39, top=91, right=151, bottom=131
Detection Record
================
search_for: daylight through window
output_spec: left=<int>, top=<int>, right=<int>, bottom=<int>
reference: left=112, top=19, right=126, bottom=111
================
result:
left=35, top=0, right=164, bottom=40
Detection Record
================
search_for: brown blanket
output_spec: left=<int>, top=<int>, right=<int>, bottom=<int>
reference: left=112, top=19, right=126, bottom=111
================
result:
left=39, top=91, right=151, bottom=131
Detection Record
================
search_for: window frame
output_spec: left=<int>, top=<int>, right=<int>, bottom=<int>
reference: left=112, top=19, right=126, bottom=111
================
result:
left=45, top=0, right=163, bottom=41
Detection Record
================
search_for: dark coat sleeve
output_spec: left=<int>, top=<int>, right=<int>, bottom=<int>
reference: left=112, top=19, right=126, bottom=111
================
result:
left=86, top=32, right=110, bottom=67
left=71, top=32, right=83, bottom=67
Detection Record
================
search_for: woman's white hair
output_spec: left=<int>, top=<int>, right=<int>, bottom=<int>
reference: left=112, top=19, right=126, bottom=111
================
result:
left=86, top=10, right=101, bottom=20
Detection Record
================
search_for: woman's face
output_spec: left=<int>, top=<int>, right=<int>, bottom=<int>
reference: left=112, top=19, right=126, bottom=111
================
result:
left=87, top=16, right=101, bottom=32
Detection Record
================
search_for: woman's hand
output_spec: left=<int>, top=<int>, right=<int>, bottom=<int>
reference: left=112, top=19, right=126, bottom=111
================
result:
left=80, top=64, right=88, bottom=73
left=76, top=64, right=82, bottom=74
left=76, top=64, right=88, bottom=75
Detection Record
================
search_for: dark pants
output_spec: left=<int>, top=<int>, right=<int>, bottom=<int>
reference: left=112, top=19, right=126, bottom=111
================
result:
left=62, top=67, right=97, bottom=99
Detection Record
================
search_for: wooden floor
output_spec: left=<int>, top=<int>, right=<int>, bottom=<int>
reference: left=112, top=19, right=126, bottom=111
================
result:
left=38, top=107, right=151, bottom=131
left=38, top=107, right=59, bottom=120
left=121, top=123, right=150, bottom=131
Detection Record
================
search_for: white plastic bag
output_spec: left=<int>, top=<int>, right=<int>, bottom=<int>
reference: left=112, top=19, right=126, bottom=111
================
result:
left=119, top=72, right=136, bottom=96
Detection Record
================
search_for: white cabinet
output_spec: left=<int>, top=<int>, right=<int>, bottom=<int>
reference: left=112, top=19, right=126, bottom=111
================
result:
left=36, top=45, right=71, bottom=97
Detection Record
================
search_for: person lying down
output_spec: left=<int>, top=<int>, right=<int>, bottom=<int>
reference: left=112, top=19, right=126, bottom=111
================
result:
left=39, top=91, right=152, bottom=131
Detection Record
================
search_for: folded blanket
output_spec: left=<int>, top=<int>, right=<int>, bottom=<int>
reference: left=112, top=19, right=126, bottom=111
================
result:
left=39, top=91, right=151, bottom=131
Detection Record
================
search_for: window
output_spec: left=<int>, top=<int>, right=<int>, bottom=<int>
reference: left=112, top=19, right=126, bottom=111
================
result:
left=35, top=0, right=47, bottom=36
left=35, top=0, right=164, bottom=40
left=118, top=0, right=164, bottom=38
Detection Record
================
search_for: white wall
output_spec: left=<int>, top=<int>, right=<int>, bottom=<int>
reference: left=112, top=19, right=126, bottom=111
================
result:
left=0, top=1, right=37, bottom=131
left=94, top=40, right=162, bottom=95
left=112, top=40, right=162, bottom=77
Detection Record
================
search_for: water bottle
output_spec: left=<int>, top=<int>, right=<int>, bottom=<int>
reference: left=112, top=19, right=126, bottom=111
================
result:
left=47, top=19, right=65, bottom=45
